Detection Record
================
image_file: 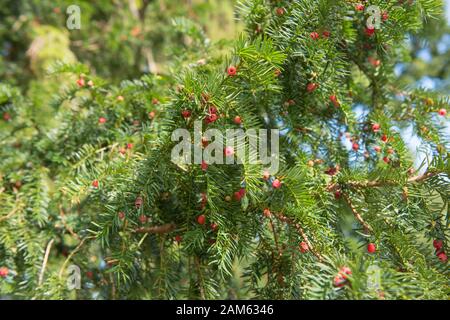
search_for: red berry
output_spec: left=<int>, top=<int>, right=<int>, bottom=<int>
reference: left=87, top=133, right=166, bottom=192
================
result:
left=201, top=160, right=208, bottom=171
left=234, top=116, right=242, bottom=124
left=118, top=211, right=125, bottom=220
left=272, top=179, right=282, bottom=189
left=208, top=106, right=218, bottom=114
left=86, top=271, right=93, bottom=279
left=368, top=57, right=381, bottom=67
left=127, top=143, right=133, bottom=149
left=372, top=123, right=381, bottom=132
left=224, top=146, right=234, bottom=157
left=0, top=267, right=8, bottom=278
left=92, top=180, right=99, bottom=188
left=383, top=156, right=390, bottom=163
left=381, top=134, right=388, bottom=143
left=139, top=215, right=148, bottom=224
left=276, top=7, right=285, bottom=16
left=201, top=192, right=207, bottom=203
left=234, top=188, right=246, bottom=201
left=135, top=196, right=143, bottom=209
left=2, top=112, right=11, bottom=121
left=181, top=109, right=191, bottom=118
left=437, top=252, right=448, bottom=262
left=175, top=235, right=182, bottom=243
left=433, top=240, right=443, bottom=250
left=329, top=95, right=340, bottom=107
left=148, top=111, right=156, bottom=119
left=98, top=117, right=107, bottom=124
left=333, top=275, right=346, bottom=287
left=352, top=142, right=359, bottom=151
left=374, top=146, right=381, bottom=153
left=197, top=214, right=206, bottom=225
left=438, top=108, right=447, bottom=116
left=382, top=11, right=389, bottom=21
left=307, top=83, right=318, bottom=92
left=334, top=190, right=341, bottom=199
left=76, top=78, right=85, bottom=87
left=205, top=113, right=218, bottom=124
left=201, top=136, right=209, bottom=148
left=355, top=4, right=364, bottom=11
left=300, top=241, right=309, bottom=253
left=263, top=208, right=271, bottom=218
left=210, top=223, right=218, bottom=231
left=339, top=266, right=352, bottom=279
left=367, top=243, right=376, bottom=253
left=365, top=27, right=375, bottom=37
left=310, top=32, right=320, bottom=40
left=322, top=31, right=330, bottom=38
left=325, top=166, right=340, bottom=176
left=227, top=66, right=237, bottom=77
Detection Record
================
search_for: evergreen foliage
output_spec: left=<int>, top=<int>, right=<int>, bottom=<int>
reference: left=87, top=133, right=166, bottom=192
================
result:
left=0, top=0, right=449, bottom=299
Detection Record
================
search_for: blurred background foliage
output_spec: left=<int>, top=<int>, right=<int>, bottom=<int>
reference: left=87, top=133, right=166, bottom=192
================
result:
left=0, top=0, right=449, bottom=300
left=0, top=0, right=241, bottom=83
left=0, top=0, right=242, bottom=126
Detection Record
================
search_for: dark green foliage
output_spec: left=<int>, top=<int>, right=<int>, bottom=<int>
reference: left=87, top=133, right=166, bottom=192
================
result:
left=0, top=0, right=449, bottom=299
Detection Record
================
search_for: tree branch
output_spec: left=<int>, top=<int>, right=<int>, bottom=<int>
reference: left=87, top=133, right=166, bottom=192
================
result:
left=38, top=239, right=54, bottom=286
left=0, top=196, right=24, bottom=223
left=272, top=212, right=323, bottom=261
left=342, top=193, right=372, bottom=233
left=134, top=223, right=176, bottom=234
left=328, top=171, right=442, bottom=191
left=58, top=236, right=94, bottom=279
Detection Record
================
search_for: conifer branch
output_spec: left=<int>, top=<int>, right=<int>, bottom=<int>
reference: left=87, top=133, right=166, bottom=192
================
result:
left=38, top=239, right=54, bottom=286
left=58, top=236, right=94, bottom=279
left=328, top=171, right=442, bottom=191
left=0, top=197, right=23, bottom=223
left=59, top=206, right=80, bottom=240
left=134, top=223, right=176, bottom=234
left=341, top=193, right=372, bottom=233
left=273, top=212, right=323, bottom=261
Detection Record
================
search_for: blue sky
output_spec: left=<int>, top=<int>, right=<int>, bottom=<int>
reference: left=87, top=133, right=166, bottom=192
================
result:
left=446, top=0, right=450, bottom=22
left=345, top=2, right=450, bottom=171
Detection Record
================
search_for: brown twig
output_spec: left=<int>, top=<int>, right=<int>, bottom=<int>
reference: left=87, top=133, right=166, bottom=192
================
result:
left=341, top=193, right=372, bottom=233
left=58, top=236, right=94, bottom=279
left=268, top=217, right=282, bottom=258
left=268, top=217, right=284, bottom=286
left=272, top=212, right=323, bottom=261
left=0, top=197, right=23, bottom=223
left=328, top=171, right=441, bottom=191
left=194, top=256, right=206, bottom=299
left=38, top=239, right=55, bottom=286
left=59, top=206, right=81, bottom=240
left=134, top=223, right=176, bottom=234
